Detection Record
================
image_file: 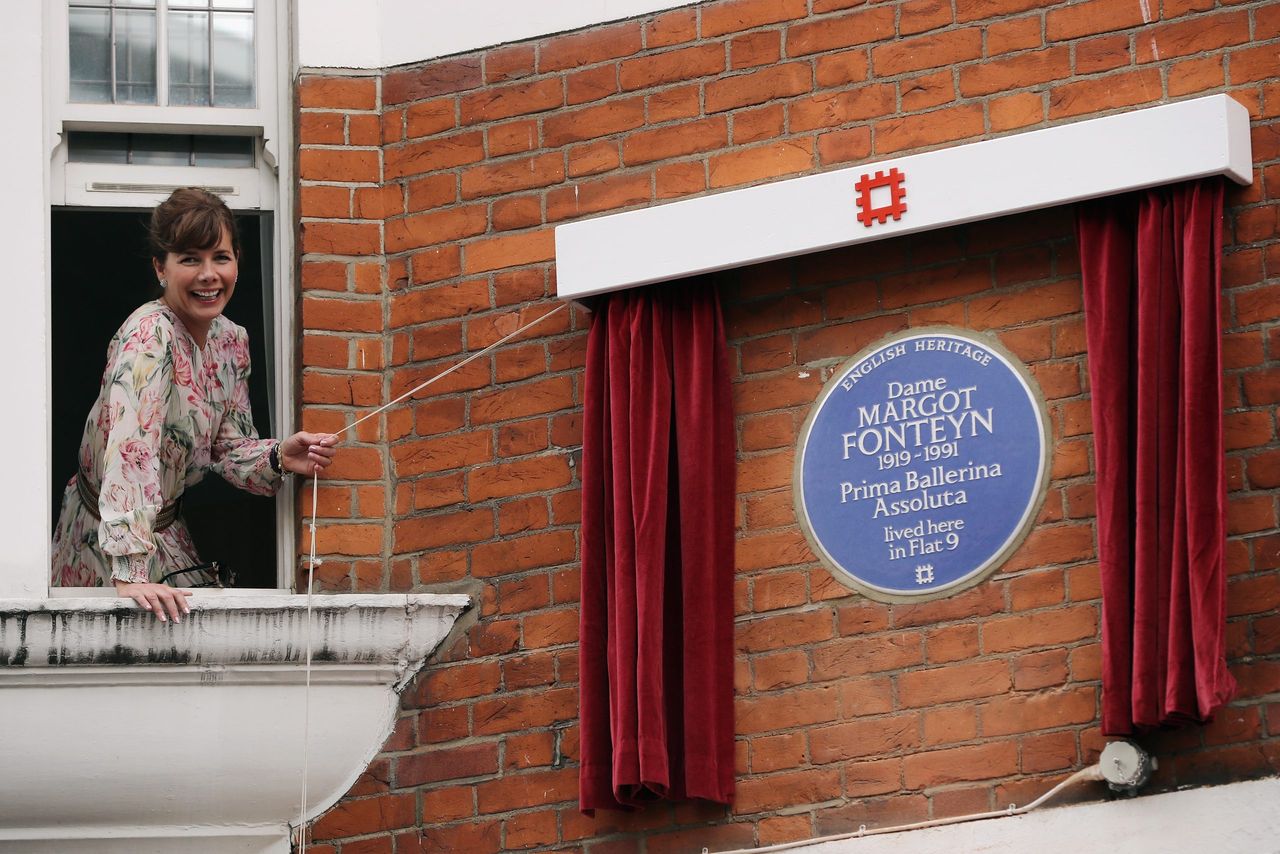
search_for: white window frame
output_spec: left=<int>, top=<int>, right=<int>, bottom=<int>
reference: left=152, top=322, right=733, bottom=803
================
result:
left=43, top=0, right=298, bottom=594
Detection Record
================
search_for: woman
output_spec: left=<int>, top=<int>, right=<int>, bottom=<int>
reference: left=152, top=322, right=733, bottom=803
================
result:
left=51, top=188, right=336, bottom=621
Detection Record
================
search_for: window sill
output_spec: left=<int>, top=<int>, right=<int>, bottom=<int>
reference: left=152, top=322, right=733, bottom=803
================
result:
left=0, top=592, right=470, bottom=852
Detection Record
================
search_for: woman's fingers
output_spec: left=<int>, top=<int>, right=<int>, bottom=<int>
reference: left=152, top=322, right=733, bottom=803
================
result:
left=116, top=582, right=193, bottom=623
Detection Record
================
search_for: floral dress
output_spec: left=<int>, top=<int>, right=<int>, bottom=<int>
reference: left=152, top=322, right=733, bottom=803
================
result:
left=51, top=300, right=282, bottom=587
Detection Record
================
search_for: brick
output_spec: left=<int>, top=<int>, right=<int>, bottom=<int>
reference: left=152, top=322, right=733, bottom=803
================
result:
left=568, top=140, right=620, bottom=177
left=901, top=0, right=953, bottom=35
left=395, top=508, right=493, bottom=552
left=872, top=28, right=982, bottom=76
left=874, top=103, right=985, bottom=154
left=751, top=732, right=806, bottom=773
left=1048, top=68, right=1162, bottom=120
left=703, top=0, right=807, bottom=37
left=706, top=62, right=811, bottom=113
left=983, top=606, right=1098, bottom=653
left=504, top=810, right=559, bottom=850
left=959, top=47, right=1071, bottom=98
left=1021, top=730, right=1078, bottom=773
left=419, top=820, right=501, bottom=854
left=901, top=70, right=956, bottom=112
left=899, top=659, right=1011, bottom=707
left=733, top=103, right=786, bottom=145
left=924, top=623, right=979, bottom=664
left=385, top=205, right=487, bottom=253
left=547, top=172, right=652, bottom=222
left=734, top=768, right=842, bottom=814
left=302, top=221, right=381, bottom=256
left=1137, top=11, right=1250, bottom=63
left=647, top=7, right=697, bottom=48
left=955, top=0, right=1046, bottom=23
left=810, top=714, right=921, bottom=763
left=384, top=58, right=483, bottom=104
left=311, top=794, right=415, bottom=840
left=816, top=49, right=870, bottom=88
left=655, top=160, right=708, bottom=199
left=299, top=76, right=377, bottom=110
left=812, top=632, right=924, bottom=679
left=709, top=138, right=814, bottom=189
left=492, top=194, right=542, bottom=232
left=302, top=296, right=382, bottom=333
left=786, top=8, right=896, bottom=57
left=348, top=114, right=381, bottom=146
left=471, top=531, right=577, bottom=577
left=818, top=126, right=873, bottom=165
left=544, top=97, right=646, bottom=147
left=385, top=132, right=485, bottom=180
left=473, top=689, right=578, bottom=738
left=648, top=84, right=701, bottom=123
left=389, top=279, right=489, bottom=327
left=317, top=445, right=383, bottom=480
left=300, top=185, right=350, bottom=220
left=425, top=660, right=501, bottom=702
left=406, top=174, right=457, bottom=213
left=619, top=43, right=726, bottom=91
left=980, top=686, right=1097, bottom=735
left=731, top=30, right=783, bottom=69
left=540, top=21, right=642, bottom=72
left=987, top=15, right=1043, bottom=56
left=464, top=229, right=556, bottom=274
left=565, top=64, right=619, bottom=106
left=1046, top=0, right=1146, bottom=41
left=392, top=431, right=493, bottom=477
left=903, top=742, right=1019, bottom=789
left=623, top=117, right=729, bottom=165
left=789, top=83, right=896, bottom=132
left=311, top=524, right=382, bottom=556
left=922, top=705, right=977, bottom=745
left=354, top=185, right=403, bottom=219
left=485, top=43, right=536, bottom=83
left=300, top=112, right=345, bottom=144
left=461, top=152, right=565, bottom=199
left=396, top=743, right=498, bottom=787
left=738, top=684, right=839, bottom=734
left=752, top=569, right=808, bottom=611
left=753, top=649, right=810, bottom=691
left=523, top=608, right=579, bottom=648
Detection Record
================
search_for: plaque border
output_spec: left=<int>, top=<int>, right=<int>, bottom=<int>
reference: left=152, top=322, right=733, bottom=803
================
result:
left=793, top=326, right=1052, bottom=604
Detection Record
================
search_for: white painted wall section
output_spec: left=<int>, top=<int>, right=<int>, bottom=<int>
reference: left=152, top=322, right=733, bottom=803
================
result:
left=733, top=775, right=1280, bottom=854
left=554, top=94, right=1253, bottom=300
left=0, top=4, right=52, bottom=598
left=297, top=0, right=698, bottom=69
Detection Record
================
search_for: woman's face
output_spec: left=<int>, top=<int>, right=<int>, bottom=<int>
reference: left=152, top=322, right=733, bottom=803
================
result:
left=154, top=226, right=237, bottom=343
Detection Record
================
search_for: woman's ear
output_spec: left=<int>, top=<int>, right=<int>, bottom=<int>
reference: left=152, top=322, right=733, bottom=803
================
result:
left=152, top=257, right=165, bottom=281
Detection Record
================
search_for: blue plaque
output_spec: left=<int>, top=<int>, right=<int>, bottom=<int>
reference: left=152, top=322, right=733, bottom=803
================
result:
left=795, top=328, right=1049, bottom=602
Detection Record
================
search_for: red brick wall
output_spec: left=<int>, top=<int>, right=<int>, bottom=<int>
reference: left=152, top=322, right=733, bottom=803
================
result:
left=295, top=1, right=1280, bottom=850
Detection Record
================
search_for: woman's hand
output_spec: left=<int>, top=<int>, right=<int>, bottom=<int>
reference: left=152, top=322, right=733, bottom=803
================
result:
left=279, top=432, right=338, bottom=476
left=113, top=579, right=193, bottom=623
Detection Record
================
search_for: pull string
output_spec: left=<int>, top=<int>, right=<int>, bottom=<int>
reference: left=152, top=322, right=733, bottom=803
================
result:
left=332, top=302, right=569, bottom=440
left=295, top=300, right=569, bottom=850
left=297, top=472, right=318, bottom=853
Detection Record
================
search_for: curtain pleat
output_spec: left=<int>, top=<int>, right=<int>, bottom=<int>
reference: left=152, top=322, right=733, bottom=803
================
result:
left=579, top=282, right=736, bottom=812
left=1078, top=178, right=1236, bottom=735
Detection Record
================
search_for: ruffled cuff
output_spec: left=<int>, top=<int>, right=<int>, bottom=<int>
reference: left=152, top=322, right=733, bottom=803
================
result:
left=111, top=553, right=152, bottom=584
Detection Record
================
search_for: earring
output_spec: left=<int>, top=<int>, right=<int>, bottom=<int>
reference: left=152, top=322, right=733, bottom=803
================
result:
left=159, top=278, right=168, bottom=289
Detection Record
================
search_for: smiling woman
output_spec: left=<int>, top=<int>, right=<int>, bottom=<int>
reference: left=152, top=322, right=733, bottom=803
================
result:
left=49, top=188, right=337, bottom=620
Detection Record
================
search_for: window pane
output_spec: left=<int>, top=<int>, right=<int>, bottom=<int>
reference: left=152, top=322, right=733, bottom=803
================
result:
left=168, top=10, right=211, bottom=106
left=66, top=131, right=128, bottom=164
left=117, top=1, right=159, bottom=6
left=215, top=0, right=256, bottom=8
left=69, top=8, right=111, bottom=103
left=131, top=133, right=192, bottom=166
left=193, top=135, right=254, bottom=167
left=69, top=1, right=110, bottom=6
left=115, top=9, right=157, bottom=104
left=212, top=12, right=254, bottom=107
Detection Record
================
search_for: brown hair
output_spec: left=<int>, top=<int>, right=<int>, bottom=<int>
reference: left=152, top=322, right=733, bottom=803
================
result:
left=148, top=187, right=240, bottom=263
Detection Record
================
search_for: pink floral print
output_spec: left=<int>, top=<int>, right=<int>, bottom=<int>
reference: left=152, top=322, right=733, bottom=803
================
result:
left=51, top=300, right=281, bottom=587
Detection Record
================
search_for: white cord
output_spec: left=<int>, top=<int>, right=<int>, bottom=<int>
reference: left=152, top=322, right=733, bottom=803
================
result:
left=292, top=301, right=569, bottom=849
left=721, top=765, right=1105, bottom=853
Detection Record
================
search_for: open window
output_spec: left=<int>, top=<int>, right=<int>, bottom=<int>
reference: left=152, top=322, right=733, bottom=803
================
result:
left=46, top=0, right=295, bottom=591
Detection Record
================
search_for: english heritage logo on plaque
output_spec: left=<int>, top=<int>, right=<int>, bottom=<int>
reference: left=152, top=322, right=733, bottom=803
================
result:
left=795, top=328, right=1050, bottom=603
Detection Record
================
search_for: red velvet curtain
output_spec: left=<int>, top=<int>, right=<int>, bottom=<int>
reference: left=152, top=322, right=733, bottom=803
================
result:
left=1078, top=178, right=1236, bottom=736
left=579, top=282, right=736, bottom=812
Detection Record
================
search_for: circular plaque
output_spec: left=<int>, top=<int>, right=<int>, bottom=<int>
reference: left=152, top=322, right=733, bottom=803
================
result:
left=795, top=328, right=1050, bottom=603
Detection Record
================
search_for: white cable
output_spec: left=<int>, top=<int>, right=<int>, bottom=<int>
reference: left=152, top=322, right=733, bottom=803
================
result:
left=292, top=300, right=568, bottom=848
left=296, top=472, right=318, bottom=853
left=720, top=765, right=1105, bottom=853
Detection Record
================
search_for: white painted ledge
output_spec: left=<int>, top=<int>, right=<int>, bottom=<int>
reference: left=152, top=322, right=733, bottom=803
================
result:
left=754, top=775, right=1280, bottom=854
left=554, top=94, right=1253, bottom=300
left=0, top=593, right=469, bottom=853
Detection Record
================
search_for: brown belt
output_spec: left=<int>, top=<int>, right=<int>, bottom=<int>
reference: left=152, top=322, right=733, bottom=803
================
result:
left=76, top=466, right=183, bottom=532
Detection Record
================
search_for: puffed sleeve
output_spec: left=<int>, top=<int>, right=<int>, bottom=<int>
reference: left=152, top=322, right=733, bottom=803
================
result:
left=97, top=316, right=173, bottom=583
left=209, top=325, right=283, bottom=496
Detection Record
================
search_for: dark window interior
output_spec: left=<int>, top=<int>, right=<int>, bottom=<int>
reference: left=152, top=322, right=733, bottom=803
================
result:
left=51, top=207, right=278, bottom=588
